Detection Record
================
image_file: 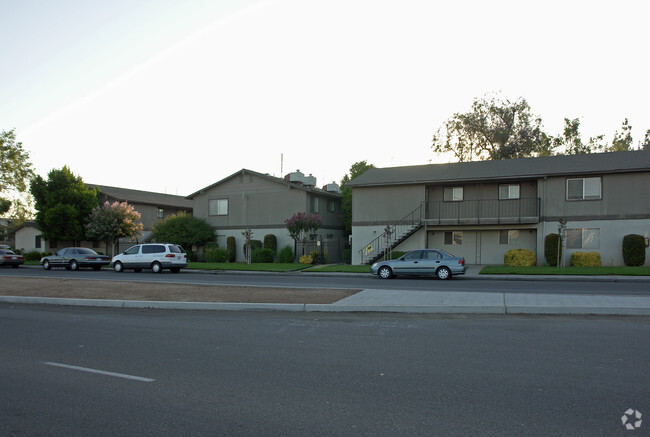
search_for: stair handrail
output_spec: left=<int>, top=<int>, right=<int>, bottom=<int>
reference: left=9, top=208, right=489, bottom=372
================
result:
left=359, top=202, right=424, bottom=264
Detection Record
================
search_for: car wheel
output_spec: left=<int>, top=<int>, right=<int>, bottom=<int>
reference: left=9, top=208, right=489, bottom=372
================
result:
left=113, top=261, right=124, bottom=273
left=151, top=262, right=163, bottom=273
left=133, top=268, right=142, bottom=273
left=43, top=260, right=51, bottom=270
left=436, top=266, right=452, bottom=280
left=378, top=266, right=393, bottom=279
left=70, top=260, right=79, bottom=271
left=170, top=267, right=180, bottom=273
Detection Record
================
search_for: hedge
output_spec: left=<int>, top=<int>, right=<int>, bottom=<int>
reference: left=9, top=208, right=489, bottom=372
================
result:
left=570, top=251, right=601, bottom=267
left=622, top=234, right=646, bottom=266
left=504, top=249, right=536, bottom=266
left=544, top=233, right=562, bottom=266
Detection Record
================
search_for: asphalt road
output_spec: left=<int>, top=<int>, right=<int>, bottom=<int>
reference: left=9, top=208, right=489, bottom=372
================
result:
left=2, top=304, right=649, bottom=436
left=1, top=266, right=650, bottom=297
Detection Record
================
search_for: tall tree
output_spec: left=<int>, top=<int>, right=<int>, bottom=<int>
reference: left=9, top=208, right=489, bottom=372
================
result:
left=432, top=94, right=550, bottom=161
left=151, top=212, right=215, bottom=250
left=86, top=201, right=144, bottom=256
left=554, top=118, right=605, bottom=154
left=642, top=130, right=650, bottom=150
left=30, top=166, right=99, bottom=245
left=609, top=118, right=634, bottom=152
left=0, top=129, right=35, bottom=216
left=340, top=161, right=375, bottom=236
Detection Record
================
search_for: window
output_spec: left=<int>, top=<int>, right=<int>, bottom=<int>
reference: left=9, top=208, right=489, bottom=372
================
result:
left=311, top=197, right=319, bottom=213
left=567, top=177, right=601, bottom=200
left=444, top=187, right=463, bottom=202
left=209, top=199, right=228, bottom=216
left=499, top=230, right=520, bottom=244
left=499, top=184, right=520, bottom=200
left=142, top=244, right=166, bottom=254
left=125, top=246, right=140, bottom=255
left=157, top=208, right=164, bottom=219
left=35, top=235, right=41, bottom=249
left=423, top=250, right=442, bottom=260
left=444, top=231, right=463, bottom=245
left=404, top=251, right=422, bottom=260
left=327, top=199, right=335, bottom=213
left=566, top=228, right=600, bottom=249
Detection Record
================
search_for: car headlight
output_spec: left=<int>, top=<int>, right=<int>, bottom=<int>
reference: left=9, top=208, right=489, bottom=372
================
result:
left=371, top=263, right=377, bottom=268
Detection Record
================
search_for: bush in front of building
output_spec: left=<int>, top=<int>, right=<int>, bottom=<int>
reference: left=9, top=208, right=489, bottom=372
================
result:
left=570, top=251, right=602, bottom=267
left=23, top=250, right=44, bottom=262
left=309, top=250, right=326, bottom=264
left=299, top=254, right=313, bottom=264
left=544, top=233, right=562, bottom=266
left=263, top=234, right=277, bottom=254
left=278, top=245, right=294, bottom=263
left=226, top=236, right=236, bottom=262
left=504, top=249, right=536, bottom=266
left=205, top=247, right=229, bottom=263
left=251, top=248, right=275, bottom=263
left=342, top=249, right=351, bottom=263
left=622, top=234, right=646, bottom=266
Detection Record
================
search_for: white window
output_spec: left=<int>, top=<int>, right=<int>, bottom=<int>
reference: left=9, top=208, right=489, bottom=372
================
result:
left=566, top=228, right=600, bottom=249
left=444, top=187, right=463, bottom=202
left=567, top=177, right=601, bottom=200
left=499, top=230, right=520, bottom=244
left=499, top=184, right=520, bottom=200
left=157, top=208, right=164, bottom=219
left=444, top=231, right=463, bottom=245
left=208, top=199, right=228, bottom=216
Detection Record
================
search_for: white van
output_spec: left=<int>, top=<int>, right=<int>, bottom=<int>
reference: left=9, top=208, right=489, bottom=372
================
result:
left=112, top=243, right=188, bottom=273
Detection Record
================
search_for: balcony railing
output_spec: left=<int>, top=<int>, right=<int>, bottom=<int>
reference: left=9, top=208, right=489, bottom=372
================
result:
left=423, top=198, right=540, bottom=225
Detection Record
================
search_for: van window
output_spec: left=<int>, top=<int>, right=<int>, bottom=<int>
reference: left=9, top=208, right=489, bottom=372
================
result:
left=142, top=245, right=165, bottom=254
left=169, top=245, right=184, bottom=253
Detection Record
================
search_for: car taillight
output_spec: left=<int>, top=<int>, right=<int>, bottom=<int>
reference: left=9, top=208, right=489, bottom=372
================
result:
left=165, top=254, right=175, bottom=258
left=459, top=258, right=465, bottom=265
left=85, top=257, right=96, bottom=260
left=1, top=256, right=10, bottom=259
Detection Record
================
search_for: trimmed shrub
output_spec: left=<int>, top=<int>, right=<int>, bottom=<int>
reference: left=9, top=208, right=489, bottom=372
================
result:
left=205, top=247, right=229, bottom=263
left=278, top=245, right=294, bottom=263
left=504, top=249, right=536, bottom=266
left=263, top=234, right=277, bottom=253
left=226, top=236, right=236, bottom=262
left=622, top=234, right=646, bottom=266
left=570, top=251, right=601, bottom=267
left=299, top=254, right=313, bottom=264
left=23, top=250, right=43, bottom=262
left=186, top=250, right=198, bottom=262
left=544, top=233, right=562, bottom=266
left=251, top=248, right=275, bottom=263
left=310, top=250, right=324, bottom=264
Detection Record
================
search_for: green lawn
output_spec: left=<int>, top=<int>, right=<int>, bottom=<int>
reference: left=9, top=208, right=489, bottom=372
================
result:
left=303, top=264, right=371, bottom=273
left=187, top=262, right=308, bottom=272
left=479, top=265, right=650, bottom=276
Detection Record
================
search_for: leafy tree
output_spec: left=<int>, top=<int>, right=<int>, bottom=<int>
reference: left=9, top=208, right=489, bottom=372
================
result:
left=553, top=118, right=604, bottom=154
left=642, top=130, right=650, bottom=150
left=151, top=212, right=215, bottom=250
left=86, top=201, right=144, bottom=256
left=340, top=160, right=375, bottom=235
left=432, top=93, right=550, bottom=161
left=0, top=129, right=35, bottom=217
left=284, top=212, right=322, bottom=243
left=609, top=118, right=634, bottom=152
left=30, top=166, right=99, bottom=245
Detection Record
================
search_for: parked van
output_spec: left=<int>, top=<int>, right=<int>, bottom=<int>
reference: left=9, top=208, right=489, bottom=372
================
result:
left=112, top=243, right=188, bottom=273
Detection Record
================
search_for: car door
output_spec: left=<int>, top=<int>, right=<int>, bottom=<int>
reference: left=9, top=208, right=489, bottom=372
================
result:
left=419, top=250, right=443, bottom=275
left=52, top=248, right=69, bottom=266
left=392, top=250, right=423, bottom=275
left=120, top=245, right=142, bottom=268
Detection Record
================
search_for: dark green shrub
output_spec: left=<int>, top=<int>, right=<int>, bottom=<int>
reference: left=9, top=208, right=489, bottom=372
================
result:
left=186, top=250, right=198, bottom=262
left=23, top=251, right=43, bottom=261
left=226, top=236, right=236, bottom=262
left=205, top=247, right=229, bottom=263
left=252, top=248, right=275, bottom=263
left=342, top=249, right=351, bottom=264
left=278, top=245, right=294, bottom=263
left=263, top=234, right=277, bottom=253
left=544, top=233, right=562, bottom=266
left=622, top=234, right=646, bottom=266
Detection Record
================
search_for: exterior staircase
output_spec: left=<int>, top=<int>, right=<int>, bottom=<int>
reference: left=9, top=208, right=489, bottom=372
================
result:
left=359, top=203, right=423, bottom=265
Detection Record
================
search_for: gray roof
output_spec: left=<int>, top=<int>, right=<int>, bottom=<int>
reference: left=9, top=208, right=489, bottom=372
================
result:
left=347, top=150, right=650, bottom=187
left=88, top=184, right=193, bottom=209
left=187, top=169, right=341, bottom=199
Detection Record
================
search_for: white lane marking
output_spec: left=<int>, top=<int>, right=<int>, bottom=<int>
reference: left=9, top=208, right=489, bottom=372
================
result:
left=43, top=362, right=155, bottom=382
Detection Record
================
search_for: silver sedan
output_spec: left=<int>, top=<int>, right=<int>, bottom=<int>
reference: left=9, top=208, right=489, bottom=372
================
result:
left=370, top=249, right=466, bottom=280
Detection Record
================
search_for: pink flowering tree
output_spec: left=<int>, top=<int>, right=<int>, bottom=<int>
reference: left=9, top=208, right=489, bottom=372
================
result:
left=284, top=212, right=322, bottom=257
left=86, top=201, right=143, bottom=256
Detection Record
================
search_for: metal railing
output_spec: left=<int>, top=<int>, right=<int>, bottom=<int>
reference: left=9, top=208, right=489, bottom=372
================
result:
left=424, top=197, right=540, bottom=224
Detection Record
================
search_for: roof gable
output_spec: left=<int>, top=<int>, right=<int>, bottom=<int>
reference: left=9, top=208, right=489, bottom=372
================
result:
left=88, top=184, right=193, bottom=209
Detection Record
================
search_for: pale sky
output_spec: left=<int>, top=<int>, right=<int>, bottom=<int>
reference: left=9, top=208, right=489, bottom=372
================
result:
left=2, top=0, right=649, bottom=196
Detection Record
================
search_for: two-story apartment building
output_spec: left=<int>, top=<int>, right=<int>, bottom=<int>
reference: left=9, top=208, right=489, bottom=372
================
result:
left=348, top=150, right=650, bottom=266
left=188, top=169, right=344, bottom=262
